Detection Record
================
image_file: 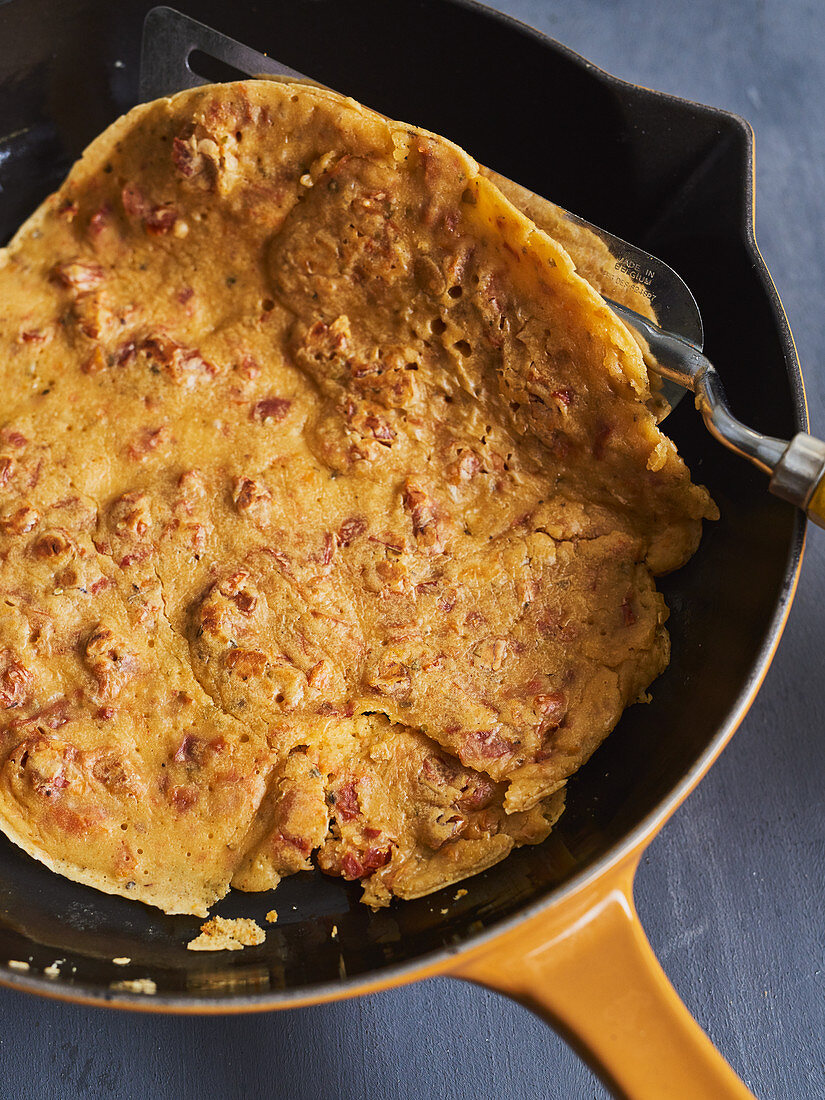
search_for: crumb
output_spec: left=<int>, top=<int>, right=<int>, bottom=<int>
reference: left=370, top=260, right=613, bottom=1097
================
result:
left=110, top=978, right=157, bottom=994
left=440, top=908, right=448, bottom=915
left=186, top=916, right=266, bottom=952
left=7, top=960, right=29, bottom=971
left=330, top=924, right=338, bottom=939
left=43, top=960, right=64, bottom=979
left=454, top=889, right=467, bottom=900
left=112, top=957, right=131, bottom=965
left=265, top=910, right=278, bottom=924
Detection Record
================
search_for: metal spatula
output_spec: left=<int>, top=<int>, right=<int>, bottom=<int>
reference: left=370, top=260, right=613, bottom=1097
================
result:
left=139, top=5, right=825, bottom=529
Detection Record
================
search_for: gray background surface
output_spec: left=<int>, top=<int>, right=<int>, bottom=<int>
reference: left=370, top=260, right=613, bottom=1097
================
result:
left=4, top=0, right=825, bottom=1097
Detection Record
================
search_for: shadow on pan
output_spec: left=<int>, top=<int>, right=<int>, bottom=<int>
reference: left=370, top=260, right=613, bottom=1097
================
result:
left=0, top=0, right=804, bottom=1006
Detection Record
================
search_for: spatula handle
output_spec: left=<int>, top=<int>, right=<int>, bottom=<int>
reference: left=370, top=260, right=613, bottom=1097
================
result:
left=610, top=303, right=825, bottom=527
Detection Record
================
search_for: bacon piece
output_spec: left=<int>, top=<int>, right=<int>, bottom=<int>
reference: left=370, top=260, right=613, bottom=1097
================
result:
left=169, top=784, right=198, bottom=811
left=57, top=199, right=79, bottom=221
left=276, top=828, right=313, bottom=857
left=338, top=517, right=367, bottom=546
left=82, top=347, right=107, bottom=375
left=118, top=546, right=150, bottom=570
left=303, top=315, right=351, bottom=360
left=128, top=426, right=170, bottom=462
left=0, top=652, right=33, bottom=710
left=217, top=571, right=257, bottom=614
left=121, top=186, right=144, bottom=219
left=50, top=804, right=108, bottom=837
left=316, top=701, right=355, bottom=718
left=0, top=506, right=39, bottom=535
left=306, top=659, right=338, bottom=695
left=534, top=691, right=567, bottom=733
left=115, top=340, right=137, bottom=366
left=144, top=206, right=177, bottom=235
left=456, top=774, right=498, bottom=811
left=50, top=260, right=104, bottom=295
left=12, top=735, right=74, bottom=798
left=31, top=530, right=72, bottom=560
left=10, top=698, right=70, bottom=733
left=171, top=131, right=216, bottom=185
left=402, top=479, right=445, bottom=552
left=174, top=734, right=226, bottom=766
left=140, top=335, right=217, bottom=384
left=461, top=729, right=513, bottom=760
left=403, top=489, right=434, bottom=542
left=225, top=649, right=268, bottom=679
left=110, top=491, right=151, bottom=538
left=364, top=413, right=395, bottom=443
left=251, top=397, right=291, bottom=423
left=446, top=449, right=481, bottom=483
left=238, top=355, right=261, bottom=381
left=122, top=185, right=178, bottom=235
left=172, top=136, right=199, bottom=177
left=339, top=850, right=362, bottom=879
left=421, top=754, right=460, bottom=786
left=89, top=204, right=111, bottom=235
left=233, top=591, right=257, bottom=614
left=340, top=845, right=391, bottom=879
left=317, top=532, right=335, bottom=566
left=334, top=780, right=360, bottom=821
left=360, top=846, right=392, bottom=873
left=83, top=625, right=136, bottom=700
left=232, top=476, right=272, bottom=527
left=91, top=751, right=143, bottom=797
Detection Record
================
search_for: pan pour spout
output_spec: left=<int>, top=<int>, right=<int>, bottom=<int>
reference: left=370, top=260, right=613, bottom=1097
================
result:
left=610, top=300, right=825, bottom=528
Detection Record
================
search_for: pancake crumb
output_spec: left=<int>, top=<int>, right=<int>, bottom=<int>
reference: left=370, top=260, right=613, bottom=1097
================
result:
left=265, top=910, right=278, bottom=924
left=43, top=960, right=64, bottom=979
left=110, top=977, right=157, bottom=994
left=7, top=960, right=29, bottom=971
left=112, top=957, right=131, bottom=965
left=186, top=915, right=266, bottom=952
left=454, top=889, right=467, bottom=900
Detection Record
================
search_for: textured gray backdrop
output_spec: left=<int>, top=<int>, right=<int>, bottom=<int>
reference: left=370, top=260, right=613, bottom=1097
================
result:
left=3, top=1, right=825, bottom=1097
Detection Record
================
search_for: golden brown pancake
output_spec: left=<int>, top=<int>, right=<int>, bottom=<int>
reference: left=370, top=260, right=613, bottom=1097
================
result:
left=0, top=81, right=715, bottom=915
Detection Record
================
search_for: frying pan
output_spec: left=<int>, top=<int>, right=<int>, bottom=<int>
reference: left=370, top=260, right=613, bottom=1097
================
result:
left=0, top=0, right=804, bottom=1096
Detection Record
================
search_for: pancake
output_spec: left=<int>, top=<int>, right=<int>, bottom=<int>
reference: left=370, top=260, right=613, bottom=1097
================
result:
left=0, top=81, right=716, bottom=915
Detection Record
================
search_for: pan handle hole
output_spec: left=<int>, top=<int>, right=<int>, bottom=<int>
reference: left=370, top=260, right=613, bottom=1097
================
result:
left=187, top=50, right=251, bottom=85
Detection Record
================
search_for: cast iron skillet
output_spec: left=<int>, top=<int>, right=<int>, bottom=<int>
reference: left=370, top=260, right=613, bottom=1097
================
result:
left=0, top=0, right=805, bottom=1094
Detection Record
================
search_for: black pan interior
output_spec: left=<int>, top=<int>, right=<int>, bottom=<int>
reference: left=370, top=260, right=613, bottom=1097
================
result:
left=0, top=0, right=804, bottom=1005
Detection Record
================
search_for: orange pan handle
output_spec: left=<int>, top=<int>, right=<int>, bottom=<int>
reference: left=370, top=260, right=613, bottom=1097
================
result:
left=453, top=853, right=755, bottom=1099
